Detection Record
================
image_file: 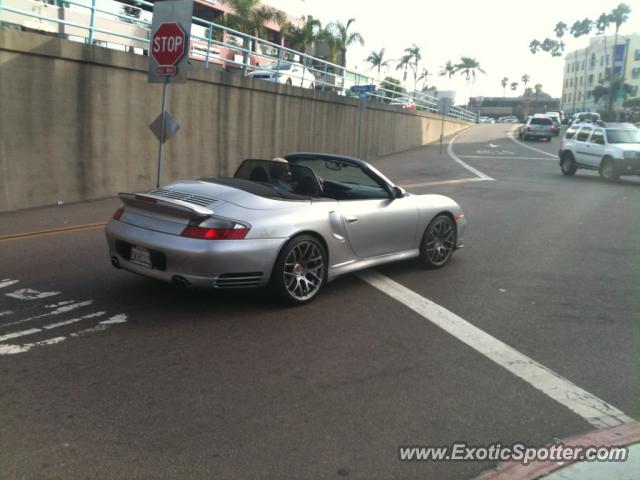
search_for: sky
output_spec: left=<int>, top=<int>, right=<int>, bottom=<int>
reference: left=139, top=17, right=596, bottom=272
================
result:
left=263, top=0, right=637, bottom=104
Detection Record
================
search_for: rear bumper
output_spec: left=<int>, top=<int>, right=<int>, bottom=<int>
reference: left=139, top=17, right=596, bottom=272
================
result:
left=105, top=219, right=286, bottom=289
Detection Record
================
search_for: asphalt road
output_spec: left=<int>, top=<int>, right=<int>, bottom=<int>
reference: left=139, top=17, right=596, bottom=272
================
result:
left=1, top=124, right=638, bottom=479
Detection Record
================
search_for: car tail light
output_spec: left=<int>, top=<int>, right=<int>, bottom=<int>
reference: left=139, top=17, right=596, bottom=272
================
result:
left=527, top=125, right=533, bottom=130
left=181, top=217, right=250, bottom=240
left=112, top=207, right=124, bottom=220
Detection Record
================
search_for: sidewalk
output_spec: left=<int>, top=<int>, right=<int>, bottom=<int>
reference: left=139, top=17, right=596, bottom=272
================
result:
left=476, top=421, right=640, bottom=480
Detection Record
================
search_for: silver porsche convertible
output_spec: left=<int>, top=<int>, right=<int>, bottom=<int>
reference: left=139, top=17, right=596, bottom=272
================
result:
left=105, top=153, right=467, bottom=304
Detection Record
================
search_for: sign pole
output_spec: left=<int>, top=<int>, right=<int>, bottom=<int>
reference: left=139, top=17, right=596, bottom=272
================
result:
left=156, top=77, right=169, bottom=187
left=357, top=100, right=363, bottom=158
left=349, top=85, right=375, bottom=158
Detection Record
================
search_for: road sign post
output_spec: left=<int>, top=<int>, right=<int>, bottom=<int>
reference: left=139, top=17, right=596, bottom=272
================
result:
left=148, top=0, right=193, bottom=187
left=350, top=85, right=376, bottom=158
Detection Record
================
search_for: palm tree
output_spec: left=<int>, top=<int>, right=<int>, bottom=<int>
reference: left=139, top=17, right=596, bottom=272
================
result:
left=417, top=68, right=430, bottom=91
left=554, top=21, right=567, bottom=38
left=534, top=83, right=543, bottom=96
left=569, top=18, right=593, bottom=38
left=510, top=81, right=518, bottom=91
left=395, top=53, right=412, bottom=82
left=220, top=0, right=287, bottom=39
left=326, top=18, right=364, bottom=68
left=521, top=74, right=530, bottom=92
left=365, top=48, right=391, bottom=79
left=453, top=57, right=486, bottom=82
left=608, top=3, right=632, bottom=110
left=403, top=43, right=422, bottom=91
left=439, top=60, right=456, bottom=79
left=286, top=16, right=321, bottom=53
left=501, top=77, right=509, bottom=96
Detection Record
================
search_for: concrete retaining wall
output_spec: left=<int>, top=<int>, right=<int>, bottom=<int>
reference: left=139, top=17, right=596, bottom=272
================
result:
left=0, top=29, right=470, bottom=212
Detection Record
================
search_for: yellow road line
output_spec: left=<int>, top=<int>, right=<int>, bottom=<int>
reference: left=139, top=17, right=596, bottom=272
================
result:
left=0, top=222, right=106, bottom=242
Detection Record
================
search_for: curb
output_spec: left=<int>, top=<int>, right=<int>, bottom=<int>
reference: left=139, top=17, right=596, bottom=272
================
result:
left=474, top=421, right=640, bottom=480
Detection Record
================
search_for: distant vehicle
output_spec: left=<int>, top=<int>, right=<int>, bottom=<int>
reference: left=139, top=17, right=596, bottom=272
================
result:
left=544, top=112, right=561, bottom=136
left=559, top=123, right=640, bottom=180
left=479, top=116, right=495, bottom=124
left=546, top=111, right=564, bottom=124
left=518, top=115, right=554, bottom=141
left=248, top=62, right=316, bottom=89
left=502, top=116, right=519, bottom=123
left=570, top=112, right=600, bottom=126
left=389, top=96, right=417, bottom=110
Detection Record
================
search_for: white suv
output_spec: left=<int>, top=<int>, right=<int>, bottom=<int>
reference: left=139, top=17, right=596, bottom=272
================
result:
left=558, top=123, right=640, bottom=180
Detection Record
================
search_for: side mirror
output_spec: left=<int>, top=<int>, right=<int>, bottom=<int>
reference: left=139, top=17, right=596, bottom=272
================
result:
left=392, top=186, right=407, bottom=199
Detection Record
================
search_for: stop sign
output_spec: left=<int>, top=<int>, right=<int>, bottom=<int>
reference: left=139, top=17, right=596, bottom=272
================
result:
left=151, top=22, right=186, bottom=72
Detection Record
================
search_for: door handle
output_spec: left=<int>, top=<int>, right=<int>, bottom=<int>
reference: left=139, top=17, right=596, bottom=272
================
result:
left=345, top=215, right=358, bottom=223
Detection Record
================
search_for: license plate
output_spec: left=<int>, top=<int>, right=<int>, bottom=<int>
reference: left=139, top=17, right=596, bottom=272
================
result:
left=130, top=246, right=152, bottom=268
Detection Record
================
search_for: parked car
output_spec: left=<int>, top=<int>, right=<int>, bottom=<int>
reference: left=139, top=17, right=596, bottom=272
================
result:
left=389, top=96, right=417, bottom=110
left=518, top=115, right=554, bottom=141
left=105, top=154, right=467, bottom=305
left=479, top=116, right=495, bottom=124
left=559, top=123, right=640, bottom=180
left=248, top=61, right=316, bottom=89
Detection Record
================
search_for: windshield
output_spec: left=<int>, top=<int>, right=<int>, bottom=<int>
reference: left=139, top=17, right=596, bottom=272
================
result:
left=531, top=118, right=552, bottom=125
left=261, top=62, right=293, bottom=71
left=606, top=129, right=640, bottom=144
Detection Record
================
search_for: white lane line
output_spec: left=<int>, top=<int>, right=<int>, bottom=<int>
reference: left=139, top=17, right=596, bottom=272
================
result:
left=0, top=311, right=13, bottom=317
left=0, top=311, right=105, bottom=342
left=1, top=300, right=93, bottom=328
left=5, top=288, right=60, bottom=300
left=357, top=270, right=634, bottom=429
left=403, top=178, right=485, bottom=188
left=0, top=328, right=41, bottom=342
left=448, top=134, right=495, bottom=181
left=0, top=279, right=19, bottom=289
left=43, top=311, right=105, bottom=330
left=0, top=336, right=66, bottom=355
left=507, top=126, right=558, bottom=158
left=0, top=313, right=127, bottom=355
left=460, top=155, right=556, bottom=161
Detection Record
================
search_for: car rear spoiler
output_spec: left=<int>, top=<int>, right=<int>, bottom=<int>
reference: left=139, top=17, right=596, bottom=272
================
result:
left=118, top=192, right=213, bottom=220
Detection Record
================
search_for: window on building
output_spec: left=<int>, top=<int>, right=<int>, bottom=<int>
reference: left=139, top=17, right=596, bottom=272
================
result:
left=590, top=53, right=596, bottom=69
left=630, top=85, right=638, bottom=97
left=635, top=49, right=640, bottom=61
left=632, top=67, right=640, bottom=79
left=600, top=56, right=604, bottom=66
left=588, top=74, right=594, bottom=85
left=581, top=61, right=585, bottom=70
left=605, top=55, right=610, bottom=66
left=598, top=72, right=603, bottom=82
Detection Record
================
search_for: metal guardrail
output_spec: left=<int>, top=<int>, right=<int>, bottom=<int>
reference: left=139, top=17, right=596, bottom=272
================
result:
left=0, top=0, right=477, bottom=122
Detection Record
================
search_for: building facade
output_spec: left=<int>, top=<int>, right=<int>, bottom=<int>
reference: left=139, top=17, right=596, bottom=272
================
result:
left=561, top=33, right=640, bottom=115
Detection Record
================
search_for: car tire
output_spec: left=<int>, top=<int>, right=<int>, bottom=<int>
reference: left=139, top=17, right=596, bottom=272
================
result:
left=419, top=215, right=456, bottom=269
left=560, top=152, right=577, bottom=176
left=599, top=158, right=619, bottom=181
left=270, top=234, right=327, bottom=305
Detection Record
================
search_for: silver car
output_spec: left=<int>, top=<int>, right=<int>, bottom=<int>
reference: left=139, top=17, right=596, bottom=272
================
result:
left=518, top=115, right=554, bottom=141
left=105, top=153, right=467, bottom=305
